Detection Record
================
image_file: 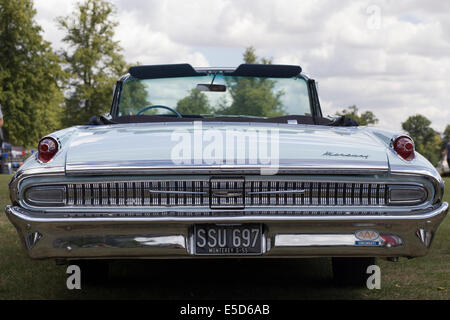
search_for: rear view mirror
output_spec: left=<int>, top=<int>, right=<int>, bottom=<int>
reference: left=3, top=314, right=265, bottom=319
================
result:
left=196, top=84, right=227, bottom=92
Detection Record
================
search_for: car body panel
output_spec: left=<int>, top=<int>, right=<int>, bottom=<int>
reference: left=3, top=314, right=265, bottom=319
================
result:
left=63, top=122, right=390, bottom=175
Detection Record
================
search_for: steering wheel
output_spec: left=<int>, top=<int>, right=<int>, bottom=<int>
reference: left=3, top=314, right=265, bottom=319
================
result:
left=136, top=105, right=182, bottom=118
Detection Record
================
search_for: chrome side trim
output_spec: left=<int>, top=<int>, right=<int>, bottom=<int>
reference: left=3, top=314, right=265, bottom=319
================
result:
left=65, top=160, right=389, bottom=176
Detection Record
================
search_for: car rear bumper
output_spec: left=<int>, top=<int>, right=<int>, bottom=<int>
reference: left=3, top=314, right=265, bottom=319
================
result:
left=5, top=203, right=448, bottom=260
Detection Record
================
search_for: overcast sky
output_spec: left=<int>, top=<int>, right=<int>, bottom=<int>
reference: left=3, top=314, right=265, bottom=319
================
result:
left=34, top=0, right=450, bottom=132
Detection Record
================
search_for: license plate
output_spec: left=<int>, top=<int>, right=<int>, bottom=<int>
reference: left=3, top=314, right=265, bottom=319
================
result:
left=194, top=224, right=263, bottom=255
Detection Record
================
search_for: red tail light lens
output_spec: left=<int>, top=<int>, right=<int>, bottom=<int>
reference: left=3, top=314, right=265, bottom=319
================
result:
left=38, top=137, right=58, bottom=163
left=393, top=136, right=415, bottom=161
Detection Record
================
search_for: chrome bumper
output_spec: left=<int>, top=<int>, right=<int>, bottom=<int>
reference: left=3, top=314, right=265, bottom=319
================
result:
left=5, top=203, right=448, bottom=260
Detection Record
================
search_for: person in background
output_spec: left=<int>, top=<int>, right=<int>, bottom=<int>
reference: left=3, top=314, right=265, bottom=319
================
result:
left=444, top=140, right=450, bottom=170
left=0, top=103, right=3, bottom=147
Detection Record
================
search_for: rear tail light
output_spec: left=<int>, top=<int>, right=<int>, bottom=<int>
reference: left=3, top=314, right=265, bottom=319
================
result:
left=393, top=136, right=415, bottom=161
left=38, top=137, right=59, bottom=163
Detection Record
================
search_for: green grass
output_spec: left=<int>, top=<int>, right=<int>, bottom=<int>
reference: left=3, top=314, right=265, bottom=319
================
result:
left=0, top=174, right=448, bottom=299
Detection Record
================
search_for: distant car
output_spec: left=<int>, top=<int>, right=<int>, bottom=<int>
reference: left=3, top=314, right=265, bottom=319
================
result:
left=5, top=63, right=448, bottom=286
left=1, top=143, right=26, bottom=174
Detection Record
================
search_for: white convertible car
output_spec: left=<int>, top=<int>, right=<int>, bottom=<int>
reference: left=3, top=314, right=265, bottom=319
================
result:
left=5, top=64, right=448, bottom=285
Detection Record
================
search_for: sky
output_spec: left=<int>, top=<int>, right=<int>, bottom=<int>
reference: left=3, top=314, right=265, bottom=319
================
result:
left=33, top=0, right=450, bottom=133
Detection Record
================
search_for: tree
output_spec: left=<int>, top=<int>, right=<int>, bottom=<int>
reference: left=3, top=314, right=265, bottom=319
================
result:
left=336, top=105, right=378, bottom=126
left=402, top=114, right=442, bottom=166
left=58, top=0, right=127, bottom=126
left=443, top=125, right=450, bottom=142
left=176, top=89, right=211, bottom=115
left=218, top=47, right=285, bottom=117
left=119, top=78, right=151, bottom=115
left=0, top=0, right=65, bottom=147
left=402, top=115, right=435, bottom=147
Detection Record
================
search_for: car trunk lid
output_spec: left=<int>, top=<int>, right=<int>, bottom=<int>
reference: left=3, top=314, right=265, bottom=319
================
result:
left=65, top=122, right=389, bottom=175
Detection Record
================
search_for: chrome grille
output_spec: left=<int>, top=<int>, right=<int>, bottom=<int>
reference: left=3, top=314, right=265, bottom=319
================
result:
left=68, top=180, right=210, bottom=207
left=65, top=179, right=388, bottom=208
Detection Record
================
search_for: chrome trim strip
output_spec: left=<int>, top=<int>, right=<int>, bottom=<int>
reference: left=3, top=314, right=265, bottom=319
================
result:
left=247, top=190, right=305, bottom=195
left=6, top=202, right=447, bottom=223
left=65, top=159, right=389, bottom=176
left=148, top=190, right=208, bottom=195
left=276, top=234, right=359, bottom=247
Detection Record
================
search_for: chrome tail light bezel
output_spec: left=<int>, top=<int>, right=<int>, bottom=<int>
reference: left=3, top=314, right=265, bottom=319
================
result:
left=391, top=135, right=415, bottom=161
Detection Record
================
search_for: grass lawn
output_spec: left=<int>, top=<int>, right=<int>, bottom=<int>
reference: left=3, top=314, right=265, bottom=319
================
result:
left=0, top=174, right=448, bottom=299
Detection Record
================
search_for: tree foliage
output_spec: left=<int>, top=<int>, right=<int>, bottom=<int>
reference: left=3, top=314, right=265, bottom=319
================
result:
left=443, top=125, right=450, bottom=142
left=176, top=89, right=211, bottom=115
left=58, top=0, right=127, bottom=126
left=119, top=78, right=151, bottom=115
left=0, top=0, right=65, bottom=147
left=336, top=105, right=378, bottom=126
left=402, top=114, right=442, bottom=166
left=218, top=47, right=285, bottom=117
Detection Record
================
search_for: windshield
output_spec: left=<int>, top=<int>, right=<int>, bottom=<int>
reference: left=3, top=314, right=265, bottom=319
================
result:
left=117, top=74, right=311, bottom=118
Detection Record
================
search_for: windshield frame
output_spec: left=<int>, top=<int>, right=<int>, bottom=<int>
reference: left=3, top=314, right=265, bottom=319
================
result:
left=110, top=68, right=322, bottom=122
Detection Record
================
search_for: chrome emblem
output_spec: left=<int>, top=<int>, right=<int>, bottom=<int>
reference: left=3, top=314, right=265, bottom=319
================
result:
left=212, top=190, right=244, bottom=198
left=323, top=151, right=369, bottom=159
left=210, top=177, right=245, bottom=209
